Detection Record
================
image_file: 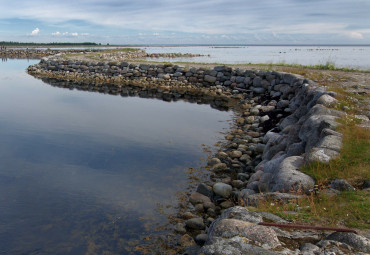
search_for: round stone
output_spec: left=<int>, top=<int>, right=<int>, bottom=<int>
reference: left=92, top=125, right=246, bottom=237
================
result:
left=185, top=217, right=205, bottom=230
left=213, top=182, right=233, bottom=198
left=230, top=150, right=243, bottom=158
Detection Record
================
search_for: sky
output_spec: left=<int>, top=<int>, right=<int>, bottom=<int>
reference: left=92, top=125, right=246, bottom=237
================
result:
left=0, top=0, right=369, bottom=45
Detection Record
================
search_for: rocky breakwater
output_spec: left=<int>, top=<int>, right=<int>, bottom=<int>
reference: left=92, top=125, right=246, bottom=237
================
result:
left=0, top=48, right=101, bottom=59
left=27, top=57, right=370, bottom=255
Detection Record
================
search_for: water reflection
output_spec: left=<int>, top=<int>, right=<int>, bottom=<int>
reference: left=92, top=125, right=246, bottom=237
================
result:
left=40, top=77, right=231, bottom=111
left=0, top=59, right=232, bottom=254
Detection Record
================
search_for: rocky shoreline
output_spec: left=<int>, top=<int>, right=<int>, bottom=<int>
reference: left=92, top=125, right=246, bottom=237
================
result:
left=27, top=55, right=370, bottom=254
left=0, top=48, right=204, bottom=61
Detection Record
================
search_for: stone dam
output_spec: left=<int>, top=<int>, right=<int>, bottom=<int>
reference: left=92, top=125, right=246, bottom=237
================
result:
left=26, top=56, right=370, bottom=255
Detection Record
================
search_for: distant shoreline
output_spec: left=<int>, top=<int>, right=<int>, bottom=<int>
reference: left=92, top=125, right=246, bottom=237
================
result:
left=1, top=42, right=370, bottom=48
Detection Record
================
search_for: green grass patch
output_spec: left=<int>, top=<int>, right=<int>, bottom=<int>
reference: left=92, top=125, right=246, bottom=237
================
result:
left=254, top=116, right=369, bottom=229
left=251, top=190, right=369, bottom=229
left=301, top=122, right=370, bottom=186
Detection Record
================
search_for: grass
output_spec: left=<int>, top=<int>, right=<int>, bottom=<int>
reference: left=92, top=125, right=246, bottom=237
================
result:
left=249, top=190, right=369, bottom=229
left=251, top=69, right=370, bottom=229
left=252, top=112, right=370, bottom=229
left=301, top=122, right=370, bottom=186
left=254, top=61, right=370, bottom=73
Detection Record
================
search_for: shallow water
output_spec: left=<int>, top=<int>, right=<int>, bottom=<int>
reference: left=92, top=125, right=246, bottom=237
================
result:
left=136, top=45, right=370, bottom=70
left=0, top=59, right=232, bottom=254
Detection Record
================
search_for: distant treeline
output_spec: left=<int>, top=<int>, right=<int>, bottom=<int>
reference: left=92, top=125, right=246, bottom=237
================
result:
left=0, top=41, right=99, bottom=46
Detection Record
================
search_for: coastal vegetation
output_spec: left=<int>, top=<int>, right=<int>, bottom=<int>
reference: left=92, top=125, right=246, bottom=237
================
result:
left=252, top=120, right=369, bottom=229
left=252, top=69, right=370, bottom=230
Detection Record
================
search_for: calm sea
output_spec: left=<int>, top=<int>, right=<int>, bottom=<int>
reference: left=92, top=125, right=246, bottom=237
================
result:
left=0, top=59, right=232, bottom=254
left=135, top=45, right=370, bottom=70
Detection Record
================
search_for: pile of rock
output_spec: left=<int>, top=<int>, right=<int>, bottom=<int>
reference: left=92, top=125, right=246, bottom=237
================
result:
left=0, top=48, right=99, bottom=59
left=27, top=57, right=370, bottom=255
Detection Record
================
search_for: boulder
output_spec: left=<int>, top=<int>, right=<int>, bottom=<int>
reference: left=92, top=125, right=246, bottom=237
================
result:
left=219, top=206, right=262, bottom=223
left=330, top=179, right=355, bottom=191
left=316, top=94, right=338, bottom=107
left=324, top=232, right=370, bottom=253
left=200, top=236, right=279, bottom=255
left=204, top=75, right=217, bottom=83
left=213, top=183, right=232, bottom=198
left=179, top=234, right=196, bottom=247
left=299, top=114, right=339, bottom=153
left=185, top=217, right=205, bottom=230
left=268, top=156, right=315, bottom=193
left=189, top=192, right=211, bottom=205
left=306, top=147, right=340, bottom=163
left=196, top=183, right=213, bottom=197
left=211, top=163, right=228, bottom=173
left=208, top=219, right=280, bottom=248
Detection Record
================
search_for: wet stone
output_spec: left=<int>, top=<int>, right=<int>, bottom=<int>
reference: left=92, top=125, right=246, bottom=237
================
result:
left=185, top=217, right=205, bottom=230
left=182, top=212, right=197, bottom=220
left=208, top=158, right=221, bottom=166
left=230, top=150, right=243, bottom=158
left=189, top=192, right=211, bottom=205
left=196, top=183, right=213, bottom=198
left=195, top=204, right=204, bottom=213
left=212, top=163, right=228, bottom=173
left=179, top=234, right=196, bottom=247
left=174, top=223, right=187, bottom=234
left=194, top=233, right=208, bottom=245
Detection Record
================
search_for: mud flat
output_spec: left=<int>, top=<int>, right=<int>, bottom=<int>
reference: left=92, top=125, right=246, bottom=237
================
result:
left=27, top=54, right=370, bottom=254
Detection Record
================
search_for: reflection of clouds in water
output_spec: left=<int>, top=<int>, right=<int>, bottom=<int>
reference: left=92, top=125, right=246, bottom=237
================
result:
left=0, top=58, right=232, bottom=253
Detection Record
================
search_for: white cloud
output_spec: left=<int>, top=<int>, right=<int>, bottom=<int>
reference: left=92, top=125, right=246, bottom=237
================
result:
left=52, top=31, right=61, bottom=36
left=1, top=0, right=369, bottom=44
left=348, top=31, right=363, bottom=39
left=31, top=27, right=40, bottom=35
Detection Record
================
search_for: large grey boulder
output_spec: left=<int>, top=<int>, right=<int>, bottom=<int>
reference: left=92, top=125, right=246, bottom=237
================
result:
left=249, top=155, right=314, bottom=193
left=316, top=94, right=338, bottom=107
left=199, top=236, right=279, bottom=255
left=306, top=147, right=340, bottom=163
left=218, top=206, right=263, bottom=223
left=324, top=232, right=370, bottom=253
left=207, top=219, right=280, bottom=249
left=299, top=114, right=339, bottom=153
left=262, top=133, right=288, bottom=160
left=268, top=156, right=314, bottom=193
left=306, top=128, right=343, bottom=163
